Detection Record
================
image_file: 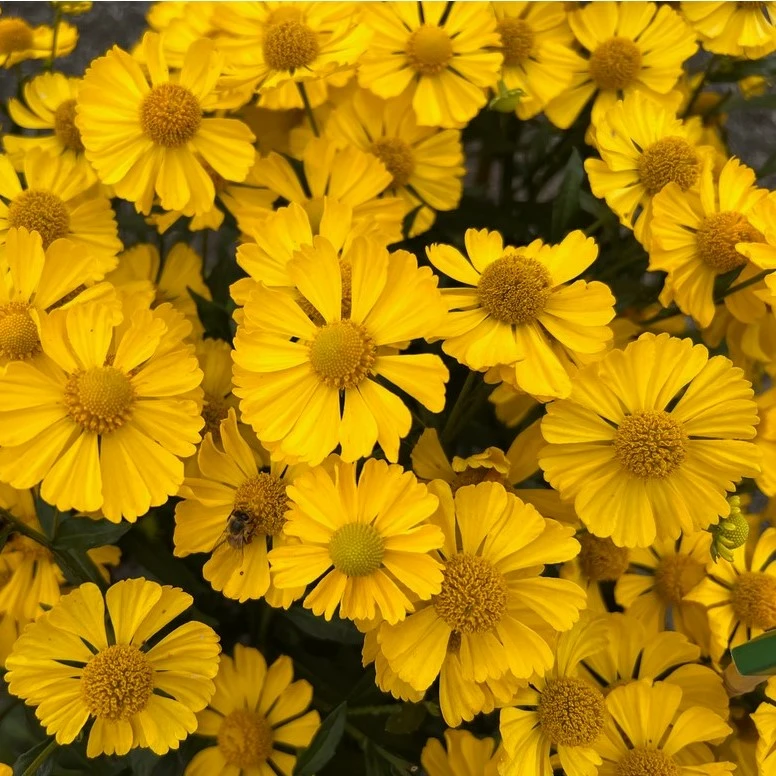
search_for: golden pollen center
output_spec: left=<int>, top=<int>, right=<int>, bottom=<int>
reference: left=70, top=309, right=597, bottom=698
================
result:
left=537, top=677, right=606, bottom=746
left=0, top=302, right=40, bottom=361
left=0, top=18, right=34, bottom=54
left=53, top=99, right=85, bottom=152
left=614, top=410, right=686, bottom=479
left=371, top=137, right=415, bottom=188
left=64, top=365, right=135, bottom=434
left=434, top=553, right=508, bottom=633
left=732, top=571, right=776, bottom=630
left=140, top=83, right=202, bottom=148
left=578, top=533, right=630, bottom=582
left=309, top=319, right=376, bottom=390
left=7, top=189, right=70, bottom=248
left=80, top=644, right=154, bottom=720
left=217, top=708, right=274, bottom=768
left=263, top=20, right=320, bottom=71
left=615, top=747, right=680, bottom=776
left=328, top=522, right=385, bottom=577
left=407, top=24, right=454, bottom=75
left=497, top=17, right=535, bottom=67
left=202, top=394, right=229, bottom=440
left=477, top=252, right=552, bottom=325
left=589, top=36, right=643, bottom=91
left=654, top=553, right=706, bottom=606
left=696, top=211, right=764, bottom=273
left=232, top=473, right=289, bottom=540
left=637, top=136, right=700, bottom=196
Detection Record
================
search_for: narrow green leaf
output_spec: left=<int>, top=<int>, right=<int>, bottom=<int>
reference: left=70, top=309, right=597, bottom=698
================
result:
left=53, top=517, right=130, bottom=550
left=384, top=703, right=426, bottom=734
left=283, top=605, right=363, bottom=645
left=551, top=149, right=584, bottom=241
left=294, top=702, right=347, bottom=776
left=14, top=736, right=56, bottom=776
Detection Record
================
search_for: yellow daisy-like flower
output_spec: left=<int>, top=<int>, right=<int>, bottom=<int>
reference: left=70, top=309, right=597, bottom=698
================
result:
left=195, top=338, right=239, bottom=443
left=185, top=645, right=319, bottom=776
left=140, top=1, right=217, bottom=70
left=650, top=158, right=774, bottom=328
left=325, top=88, right=465, bottom=236
left=0, top=148, right=122, bottom=262
left=427, top=228, right=615, bottom=399
left=268, top=456, right=444, bottom=623
left=755, top=387, right=776, bottom=496
left=358, top=0, right=503, bottom=128
left=540, top=333, right=761, bottom=548
left=4, top=579, right=220, bottom=757
left=544, top=1, right=696, bottom=129
left=378, top=481, right=585, bottom=725
left=685, top=527, right=776, bottom=662
left=233, top=237, right=448, bottom=464
left=421, top=730, right=502, bottom=776
left=681, top=2, right=776, bottom=58
left=753, top=677, right=776, bottom=776
left=0, top=301, right=204, bottom=522
left=77, top=32, right=255, bottom=215
left=174, top=410, right=303, bottom=606
left=594, top=680, right=733, bottom=776
left=0, top=13, right=77, bottom=68
left=585, top=91, right=707, bottom=248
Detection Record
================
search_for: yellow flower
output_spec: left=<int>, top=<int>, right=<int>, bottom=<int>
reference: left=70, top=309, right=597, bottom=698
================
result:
left=139, top=1, right=217, bottom=69
left=51, top=2, right=93, bottom=15
left=186, top=645, right=319, bottom=776
left=233, top=237, right=448, bottom=464
left=650, top=158, right=774, bottom=328
left=544, top=1, right=696, bottom=129
left=268, top=456, right=444, bottom=623
left=539, top=333, right=761, bottom=547
left=681, top=1, right=776, bottom=58
left=4, top=579, right=220, bottom=757
left=174, top=410, right=303, bottom=606
left=195, top=338, right=239, bottom=443
left=0, top=301, right=204, bottom=522
left=421, top=730, right=502, bottom=776
left=77, top=32, right=255, bottom=215
left=358, top=1, right=503, bottom=128
left=753, top=677, right=776, bottom=776
left=594, top=680, right=733, bottom=775
left=0, top=13, right=77, bottom=68
left=427, top=228, right=615, bottom=399
left=685, top=527, right=776, bottom=662
left=377, top=481, right=585, bottom=725
left=0, top=148, right=122, bottom=263
left=755, top=387, right=776, bottom=496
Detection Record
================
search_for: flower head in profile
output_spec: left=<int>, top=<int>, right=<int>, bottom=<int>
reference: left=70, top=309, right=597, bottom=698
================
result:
left=422, top=730, right=502, bottom=776
left=427, top=228, right=615, bottom=399
left=0, top=13, right=77, bottom=68
left=540, top=333, right=760, bottom=547
left=359, top=1, right=503, bottom=127
left=268, top=456, right=444, bottom=623
left=4, top=579, right=220, bottom=757
left=185, top=645, right=319, bottom=776
left=681, top=1, right=776, bottom=58
left=77, top=32, right=255, bottom=215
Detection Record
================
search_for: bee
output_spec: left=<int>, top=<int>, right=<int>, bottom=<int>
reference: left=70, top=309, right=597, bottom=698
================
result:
left=219, top=509, right=254, bottom=551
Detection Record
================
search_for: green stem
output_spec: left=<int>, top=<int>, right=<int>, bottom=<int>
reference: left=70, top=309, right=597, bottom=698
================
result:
left=47, top=9, right=62, bottom=70
left=297, top=82, right=319, bottom=137
left=346, top=705, right=403, bottom=717
left=682, top=55, right=718, bottom=118
left=440, top=371, right=478, bottom=445
left=0, top=507, right=54, bottom=549
left=21, top=737, right=57, bottom=776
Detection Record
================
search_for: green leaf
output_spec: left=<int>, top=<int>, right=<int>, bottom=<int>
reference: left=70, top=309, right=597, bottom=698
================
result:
left=384, top=703, right=426, bottom=734
left=13, top=737, right=56, bottom=776
left=294, top=702, right=347, bottom=776
left=364, top=742, right=395, bottom=776
left=189, top=289, right=234, bottom=342
left=53, top=517, right=131, bottom=550
left=283, top=605, right=363, bottom=645
left=551, top=149, right=585, bottom=241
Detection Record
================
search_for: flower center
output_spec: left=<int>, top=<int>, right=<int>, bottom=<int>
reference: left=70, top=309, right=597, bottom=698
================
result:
left=139, top=83, right=202, bottom=148
left=589, top=37, right=643, bottom=91
left=434, top=553, right=508, bottom=633
left=308, top=319, right=376, bottom=390
left=262, top=20, right=320, bottom=71
left=0, top=302, right=40, bottom=361
left=497, top=17, right=535, bottom=67
left=407, top=24, right=454, bottom=75
left=0, top=18, right=34, bottom=54
left=7, top=189, right=70, bottom=248
left=64, top=366, right=135, bottom=434
left=654, top=553, right=706, bottom=606
left=80, top=644, right=154, bottom=721
left=732, top=572, right=776, bottom=630
left=328, top=522, right=385, bottom=577
left=538, top=677, right=606, bottom=746
left=637, top=137, right=700, bottom=197
left=477, top=252, right=552, bottom=325
left=53, top=99, right=85, bottom=152
left=201, top=394, right=229, bottom=441
left=696, top=211, right=764, bottom=273
left=616, top=747, right=680, bottom=776
left=217, top=708, right=274, bottom=768
left=578, top=533, right=630, bottom=582
left=614, top=411, right=687, bottom=479
left=371, top=137, right=415, bottom=188
left=231, top=473, right=288, bottom=540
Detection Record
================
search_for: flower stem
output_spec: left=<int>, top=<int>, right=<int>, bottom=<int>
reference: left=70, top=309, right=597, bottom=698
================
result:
left=297, top=82, right=319, bottom=137
left=21, top=736, right=58, bottom=776
left=47, top=8, right=62, bottom=70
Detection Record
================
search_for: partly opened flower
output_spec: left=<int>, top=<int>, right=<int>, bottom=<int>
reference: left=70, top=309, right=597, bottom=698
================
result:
left=0, top=14, right=77, bottom=68
left=681, top=1, right=776, bottom=58
left=5, top=579, right=220, bottom=757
